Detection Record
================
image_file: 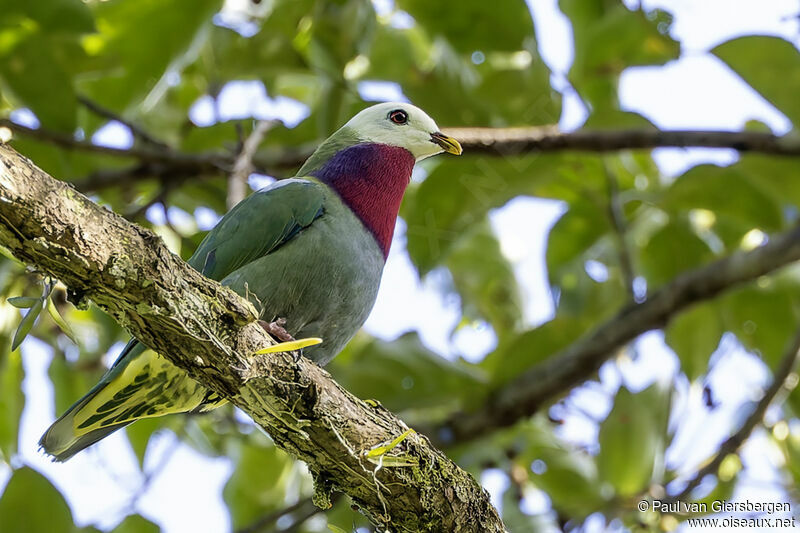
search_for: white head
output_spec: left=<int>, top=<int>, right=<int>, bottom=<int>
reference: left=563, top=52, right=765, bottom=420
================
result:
left=344, top=102, right=462, bottom=161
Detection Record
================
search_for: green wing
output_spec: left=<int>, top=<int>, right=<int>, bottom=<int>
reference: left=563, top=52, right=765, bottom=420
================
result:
left=40, top=179, right=326, bottom=461
left=189, top=178, right=326, bottom=281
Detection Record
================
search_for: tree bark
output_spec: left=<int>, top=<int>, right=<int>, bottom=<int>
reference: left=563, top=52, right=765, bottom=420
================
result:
left=0, top=144, right=505, bottom=533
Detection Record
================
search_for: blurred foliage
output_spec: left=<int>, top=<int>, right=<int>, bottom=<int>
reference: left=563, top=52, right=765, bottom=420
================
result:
left=0, top=467, right=77, bottom=533
left=0, top=0, right=799, bottom=532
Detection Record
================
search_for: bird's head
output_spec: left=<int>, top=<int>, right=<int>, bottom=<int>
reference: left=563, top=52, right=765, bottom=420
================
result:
left=301, top=102, right=461, bottom=257
left=344, top=102, right=462, bottom=161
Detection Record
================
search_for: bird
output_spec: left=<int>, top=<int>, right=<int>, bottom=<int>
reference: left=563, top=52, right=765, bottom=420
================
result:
left=39, top=102, right=462, bottom=461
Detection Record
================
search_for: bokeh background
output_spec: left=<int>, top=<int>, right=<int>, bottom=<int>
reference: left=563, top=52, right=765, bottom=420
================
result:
left=0, top=0, right=800, bottom=531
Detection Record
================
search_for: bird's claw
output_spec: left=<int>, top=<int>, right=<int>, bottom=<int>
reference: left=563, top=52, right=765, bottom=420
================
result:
left=258, top=318, right=294, bottom=342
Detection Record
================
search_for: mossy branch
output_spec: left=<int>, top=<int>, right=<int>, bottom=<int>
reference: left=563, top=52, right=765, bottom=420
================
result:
left=0, top=144, right=504, bottom=532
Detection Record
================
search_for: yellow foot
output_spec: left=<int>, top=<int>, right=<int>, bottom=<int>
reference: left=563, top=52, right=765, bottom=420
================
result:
left=253, top=337, right=322, bottom=355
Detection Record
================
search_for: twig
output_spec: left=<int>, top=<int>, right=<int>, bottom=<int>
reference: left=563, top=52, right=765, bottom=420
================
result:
left=76, top=163, right=199, bottom=192
left=431, top=222, right=800, bottom=446
left=604, top=163, right=636, bottom=301
left=228, top=120, right=277, bottom=209
left=666, top=329, right=800, bottom=503
left=124, top=434, right=182, bottom=514
left=274, top=502, right=326, bottom=533
left=234, top=497, right=313, bottom=533
left=262, top=493, right=344, bottom=533
left=123, top=184, right=173, bottom=221
left=77, top=95, right=170, bottom=150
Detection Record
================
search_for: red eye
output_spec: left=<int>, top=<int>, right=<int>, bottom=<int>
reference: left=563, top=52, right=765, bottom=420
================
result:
left=389, top=109, right=408, bottom=124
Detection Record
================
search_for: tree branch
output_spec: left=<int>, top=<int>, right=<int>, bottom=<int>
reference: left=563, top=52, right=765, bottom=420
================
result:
left=228, top=120, right=278, bottom=210
left=0, top=118, right=230, bottom=172
left=4, top=118, right=800, bottom=191
left=443, top=127, right=800, bottom=156
left=432, top=222, right=800, bottom=445
left=77, top=95, right=171, bottom=150
left=235, top=496, right=323, bottom=533
left=0, top=144, right=504, bottom=532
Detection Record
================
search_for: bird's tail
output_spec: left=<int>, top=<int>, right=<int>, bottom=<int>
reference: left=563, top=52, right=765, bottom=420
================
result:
left=39, top=396, right=131, bottom=462
left=40, top=345, right=220, bottom=461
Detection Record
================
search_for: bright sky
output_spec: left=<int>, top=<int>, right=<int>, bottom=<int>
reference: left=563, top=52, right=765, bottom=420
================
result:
left=2, top=1, right=799, bottom=532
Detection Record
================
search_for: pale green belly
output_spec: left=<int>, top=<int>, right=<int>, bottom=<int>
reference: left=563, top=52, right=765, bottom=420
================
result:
left=220, top=199, right=385, bottom=365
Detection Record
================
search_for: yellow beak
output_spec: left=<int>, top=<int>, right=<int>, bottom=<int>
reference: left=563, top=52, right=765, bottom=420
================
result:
left=430, top=131, right=463, bottom=155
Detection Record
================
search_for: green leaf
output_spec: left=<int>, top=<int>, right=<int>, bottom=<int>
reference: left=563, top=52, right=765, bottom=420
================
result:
left=597, top=384, right=671, bottom=497
left=0, top=0, right=95, bottom=34
left=562, top=0, right=679, bottom=110
left=329, top=332, right=487, bottom=419
left=737, top=155, right=800, bottom=210
left=721, top=282, right=800, bottom=368
left=0, top=341, right=22, bottom=462
left=555, top=260, right=626, bottom=319
left=0, top=32, right=77, bottom=131
left=7, top=296, right=39, bottom=308
left=519, top=418, right=607, bottom=518
left=396, top=0, right=535, bottom=53
left=307, top=0, right=376, bottom=77
left=80, top=0, right=222, bottom=113
left=125, top=417, right=166, bottom=470
left=112, top=515, right=160, bottom=533
left=501, top=486, right=560, bottom=531
left=661, top=164, right=784, bottom=233
left=482, top=315, right=587, bottom=386
left=637, top=218, right=714, bottom=289
left=181, top=121, right=241, bottom=154
left=713, top=36, right=800, bottom=127
left=47, top=298, right=78, bottom=345
left=0, top=467, right=76, bottom=533
left=402, top=153, right=579, bottom=274
left=394, top=36, right=560, bottom=126
left=364, top=24, right=424, bottom=82
left=445, top=220, right=523, bottom=338
left=48, top=353, right=100, bottom=416
left=366, top=22, right=560, bottom=126
left=12, top=297, right=43, bottom=351
left=583, top=109, right=657, bottom=130
left=473, top=53, right=562, bottom=125
left=180, top=414, right=231, bottom=458
left=664, top=303, right=722, bottom=381
left=772, top=429, right=800, bottom=490
left=546, top=202, right=611, bottom=286
left=324, top=494, right=370, bottom=532
left=452, top=417, right=608, bottom=518
left=223, top=439, right=295, bottom=531
left=201, top=1, right=311, bottom=91
left=484, top=258, right=626, bottom=385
